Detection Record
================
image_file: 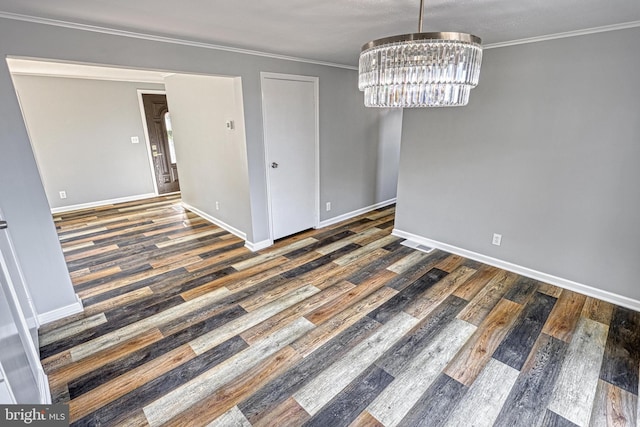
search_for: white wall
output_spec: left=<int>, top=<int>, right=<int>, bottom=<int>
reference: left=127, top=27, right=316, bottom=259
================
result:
left=164, top=74, right=252, bottom=238
left=395, top=27, right=640, bottom=306
left=12, top=75, right=162, bottom=209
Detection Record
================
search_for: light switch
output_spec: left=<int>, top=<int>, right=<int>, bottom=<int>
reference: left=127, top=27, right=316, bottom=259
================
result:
left=225, top=120, right=234, bottom=131
left=131, top=136, right=140, bottom=144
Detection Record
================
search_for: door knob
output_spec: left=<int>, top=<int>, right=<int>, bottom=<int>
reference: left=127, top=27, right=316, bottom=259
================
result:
left=0, top=221, right=7, bottom=230
left=271, top=162, right=279, bottom=168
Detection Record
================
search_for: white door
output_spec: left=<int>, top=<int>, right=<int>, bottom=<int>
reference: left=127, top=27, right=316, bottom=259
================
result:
left=261, top=74, right=318, bottom=240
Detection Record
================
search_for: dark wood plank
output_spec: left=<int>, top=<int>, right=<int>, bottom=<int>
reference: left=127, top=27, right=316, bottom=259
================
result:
left=541, top=410, right=580, bottom=427
left=599, top=305, right=640, bottom=395
left=492, top=291, right=557, bottom=370
left=375, top=295, right=467, bottom=376
left=397, top=373, right=466, bottom=427
left=367, top=267, right=449, bottom=324
left=239, top=316, right=381, bottom=423
left=493, top=334, right=568, bottom=427
left=70, top=336, right=248, bottom=426
left=302, top=366, right=393, bottom=427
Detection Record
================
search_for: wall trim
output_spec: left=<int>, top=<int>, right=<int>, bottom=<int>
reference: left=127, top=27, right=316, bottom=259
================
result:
left=37, top=367, right=51, bottom=404
left=181, top=202, right=247, bottom=241
left=318, top=198, right=396, bottom=228
left=392, top=228, right=640, bottom=312
left=50, top=193, right=157, bottom=214
left=2, top=12, right=638, bottom=67
left=245, top=239, right=273, bottom=252
left=38, top=293, right=83, bottom=325
left=484, top=20, right=640, bottom=50
left=0, top=12, right=357, bottom=71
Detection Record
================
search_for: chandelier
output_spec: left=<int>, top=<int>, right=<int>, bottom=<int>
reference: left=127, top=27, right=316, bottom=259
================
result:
left=358, top=0, right=483, bottom=108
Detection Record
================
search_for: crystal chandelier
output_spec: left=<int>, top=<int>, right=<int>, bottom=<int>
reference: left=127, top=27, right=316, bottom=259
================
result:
left=358, top=0, right=483, bottom=108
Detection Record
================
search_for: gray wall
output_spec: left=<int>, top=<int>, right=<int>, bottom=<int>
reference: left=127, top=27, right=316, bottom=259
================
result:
left=164, top=74, right=252, bottom=237
left=396, top=27, right=640, bottom=301
left=375, top=109, right=402, bottom=203
left=0, top=17, right=390, bottom=316
left=12, top=75, right=162, bottom=209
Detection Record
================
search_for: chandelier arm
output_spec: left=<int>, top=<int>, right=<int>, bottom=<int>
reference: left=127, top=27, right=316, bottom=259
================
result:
left=418, top=0, right=425, bottom=33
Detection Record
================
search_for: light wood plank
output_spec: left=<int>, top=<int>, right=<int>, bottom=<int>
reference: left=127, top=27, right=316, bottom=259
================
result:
left=293, top=286, right=397, bottom=357
left=231, top=237, right=318, bottom=270
left=40, top=313, right=108, bottom=346
left=404, top=265, right=477, bottom=320
left=305, top=270, right=395, bottom=325
left=240, top=281, right=355, bottom=345
left=293, top=312, right=418, bottom=416
left=332, top=235, right=398, bottom=266
left=143, top=317, right=314, bottom=426
left=166, top=346, right=301, bottom=426
left=47, top=328, right=165, bottom=388
left=70, top=287, right=231, bottom=361
left=189, top=285, right=320, bottom=355
left=206, top=406, right=251, bottom=427
left=548, top=317, right=609, bottom=426
left=444, top=358, right=520, bottom=427
left=367, top=318, right=476, bottom=427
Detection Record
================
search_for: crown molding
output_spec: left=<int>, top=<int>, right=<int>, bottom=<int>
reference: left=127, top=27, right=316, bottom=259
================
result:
left=484, top=20, right=640, bottom=49
left=1, top=11, right=639, bottom=67
left=0, top=11, right=358, bottom=71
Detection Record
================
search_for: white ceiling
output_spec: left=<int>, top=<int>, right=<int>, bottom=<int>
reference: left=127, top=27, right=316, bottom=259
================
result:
left=1, top=0, right=639, bottom=66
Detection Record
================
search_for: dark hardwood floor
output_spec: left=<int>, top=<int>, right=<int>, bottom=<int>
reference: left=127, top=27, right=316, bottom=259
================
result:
left=41, top=194, right=640, bottom=426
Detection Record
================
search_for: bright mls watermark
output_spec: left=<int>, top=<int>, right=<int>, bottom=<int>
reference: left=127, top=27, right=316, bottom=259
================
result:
left=1, top=405, right=68, bottom=426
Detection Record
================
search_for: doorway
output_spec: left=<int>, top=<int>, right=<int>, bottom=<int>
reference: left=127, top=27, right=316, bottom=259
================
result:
left=141, top=93, right=180, bottom=194
left=261, top=73, right=319, bottom=240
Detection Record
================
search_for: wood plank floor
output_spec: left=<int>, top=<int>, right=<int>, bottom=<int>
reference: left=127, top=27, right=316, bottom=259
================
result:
left=41, top=194, right=640, bottom=427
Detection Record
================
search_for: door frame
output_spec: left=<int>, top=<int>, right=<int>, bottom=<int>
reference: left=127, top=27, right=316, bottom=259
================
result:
left=260, top=72, right=320, bottom=242
left=137, top=89, right=168, bottom=196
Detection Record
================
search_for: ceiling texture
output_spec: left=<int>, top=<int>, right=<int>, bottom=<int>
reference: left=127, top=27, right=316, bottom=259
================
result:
left=0, top=0, right=639, bottom=67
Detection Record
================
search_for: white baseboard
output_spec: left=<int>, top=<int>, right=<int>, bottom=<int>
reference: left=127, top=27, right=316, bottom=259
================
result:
left=318, top=198, right=396, bottom=228
left=51, top=193, right=157, bottom=214
left=37, top=367, right=51, bottom=404
left=38, top=293, right=84, bottom=325
left=392, top=228, right=640, bottom=312
left=182, top=202, right=247, bottom=241
left=245, top=239, right=273, bottom=252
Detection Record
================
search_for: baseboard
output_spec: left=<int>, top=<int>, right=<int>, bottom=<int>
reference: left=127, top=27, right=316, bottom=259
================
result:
left=392, top=228, right=640, bottom=312
left=37, top=367, right=51, bottom=404
left=182, top=202, right=247, bottom=241
left=37, top=293, right=84, bottom=325
left=318, top=198, right=396, bottom=228
left=245, top=239, right=273, bottom=252
left=51, top=193, right=157, bottom=214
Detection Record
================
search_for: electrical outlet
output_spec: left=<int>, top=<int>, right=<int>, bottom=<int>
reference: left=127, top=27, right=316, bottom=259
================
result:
left=492, top=233, right=502, bottom=246
left=131, top=136, right=139, bottom=144
left=215, top=201, right=220, bottom=210
left=326, top=202, right=331, bottom=211
left=59, top=191, right=67, bottom=199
